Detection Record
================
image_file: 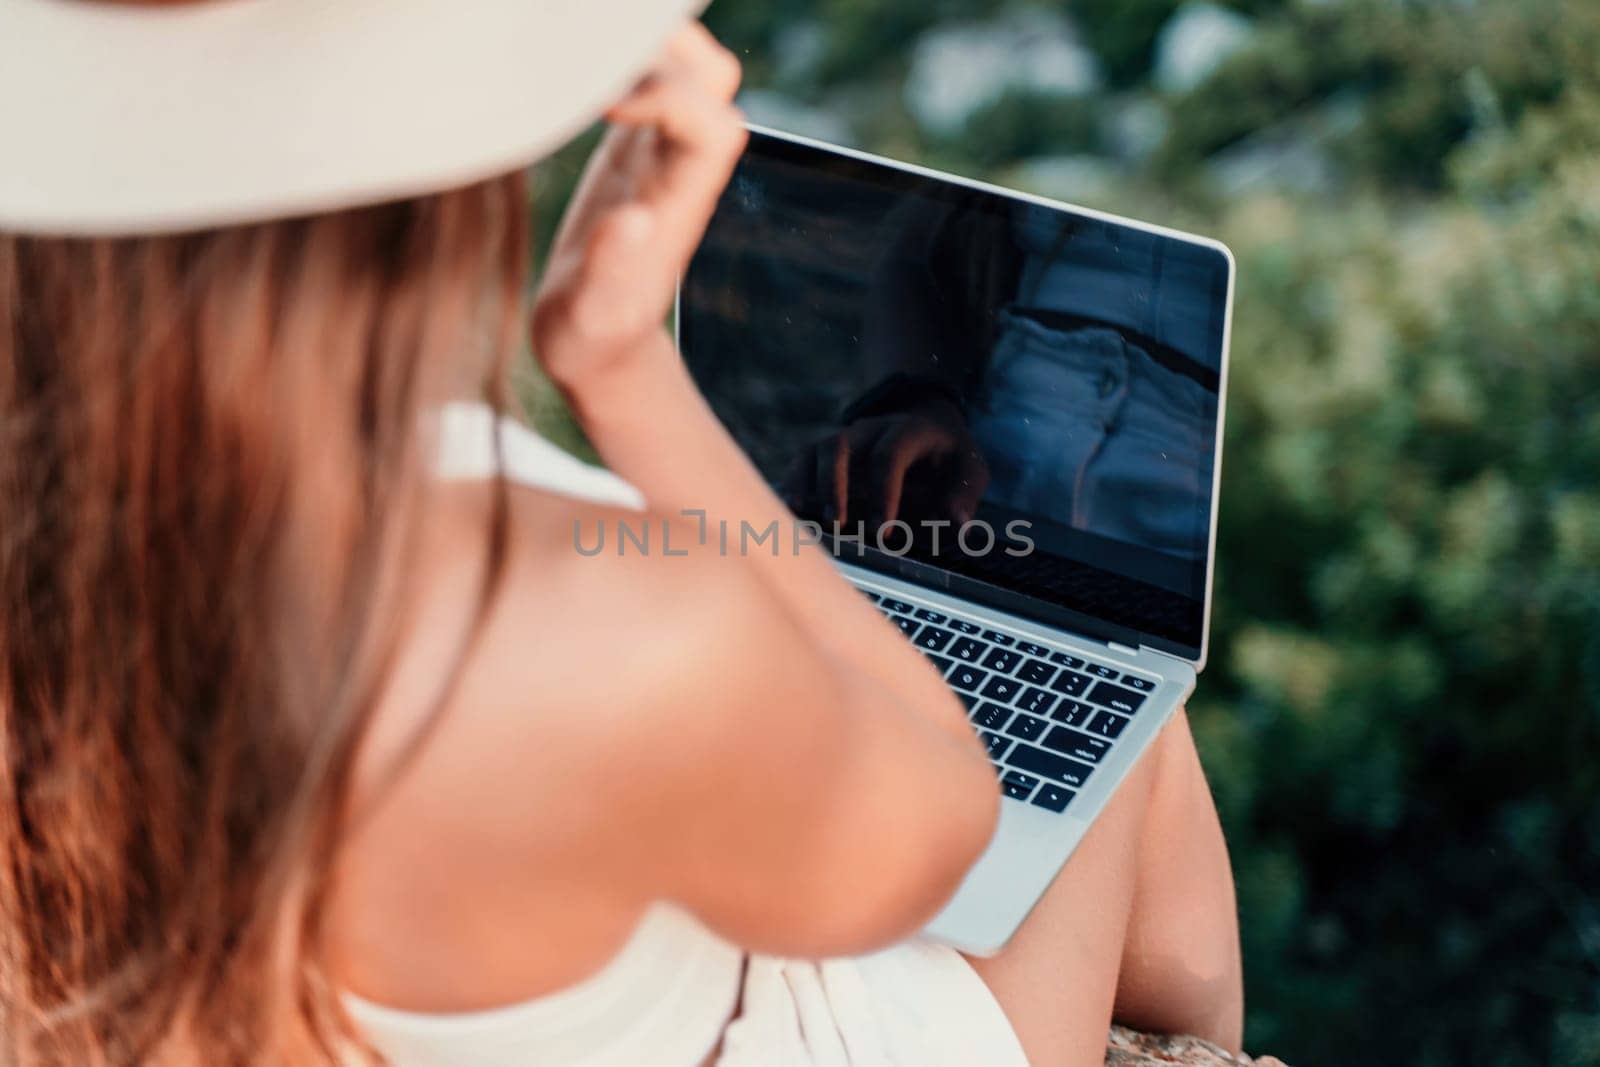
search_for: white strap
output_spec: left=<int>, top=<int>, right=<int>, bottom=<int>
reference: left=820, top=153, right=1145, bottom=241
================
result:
left=433, top=403, right=644, bottom=511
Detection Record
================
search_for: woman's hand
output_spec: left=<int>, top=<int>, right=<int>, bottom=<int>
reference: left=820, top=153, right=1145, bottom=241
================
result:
left=784, top=400, right=990, bottom=528
left=532, top=23, right=746, bottom=395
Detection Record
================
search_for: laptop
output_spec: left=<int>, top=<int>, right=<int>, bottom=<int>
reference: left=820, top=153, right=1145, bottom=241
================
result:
left=676, top=126, right=1235, bottom=956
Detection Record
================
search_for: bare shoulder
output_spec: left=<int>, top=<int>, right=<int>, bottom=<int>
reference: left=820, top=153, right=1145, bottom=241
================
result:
left=332, top=476, right=996, bottom=1004
left=355, top=477, right=768, bottom=852
left=331, top=478, right=780, bottom=1005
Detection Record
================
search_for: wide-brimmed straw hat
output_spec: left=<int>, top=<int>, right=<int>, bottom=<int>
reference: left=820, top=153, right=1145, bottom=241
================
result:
left=0, top=0, right=703, bottom=236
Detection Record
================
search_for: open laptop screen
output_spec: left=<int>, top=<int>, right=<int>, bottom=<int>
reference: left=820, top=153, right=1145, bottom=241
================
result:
left=680, top=130, right=1231, bottom=661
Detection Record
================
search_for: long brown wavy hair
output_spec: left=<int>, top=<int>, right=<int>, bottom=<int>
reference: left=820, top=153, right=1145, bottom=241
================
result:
left=0, top=172, right=528, bottom=1063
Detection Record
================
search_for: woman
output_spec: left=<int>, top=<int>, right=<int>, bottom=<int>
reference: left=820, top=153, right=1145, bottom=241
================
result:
left=0, top=1, right=1242, bottom=1063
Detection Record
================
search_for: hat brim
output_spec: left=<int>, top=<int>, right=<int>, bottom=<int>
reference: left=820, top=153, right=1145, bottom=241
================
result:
left=0, top=0, right=704, bottom=236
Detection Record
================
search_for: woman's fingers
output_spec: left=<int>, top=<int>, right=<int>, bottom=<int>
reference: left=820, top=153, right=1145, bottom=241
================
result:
left=604, top=76, right=746, bottom=264
left=601, top=23, right=747, bottom=272
left=605, top=75, right=745, bottom=163
left=607, top=23, right=744, bottom=166
left=534, top=23, right=745, bottom=388
left=819, top=432, right=853, bottom=524
left=945, top=448, right=991, bottom=527
left=869, top=424, right=949, bottom=525
left=661, top=21, right=743, bottom=102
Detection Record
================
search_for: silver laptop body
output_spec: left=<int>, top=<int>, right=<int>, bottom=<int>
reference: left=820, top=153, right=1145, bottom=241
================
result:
left=678, top=125, right=1235, bottom=955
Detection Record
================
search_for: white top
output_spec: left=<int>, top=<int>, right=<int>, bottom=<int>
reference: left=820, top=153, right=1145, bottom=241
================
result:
left=431, top=403, right=644, bottom=508
left=345, top=905, right=743, bottom=1067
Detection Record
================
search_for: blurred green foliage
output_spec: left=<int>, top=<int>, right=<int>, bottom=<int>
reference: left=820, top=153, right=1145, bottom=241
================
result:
left=525, top=1, right=1600, bottom=1062
left=1158, top=0, right=1599, bottom=190
left=1211, top=142, right=1600, bottom=1064
left=947, top=89, right=1102, bottom=168
left=1071, top=0, right=1186, bottom=86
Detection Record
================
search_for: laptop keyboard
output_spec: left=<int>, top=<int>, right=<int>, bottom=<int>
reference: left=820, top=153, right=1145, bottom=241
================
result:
left=861, top=586, right=1158, bottom=816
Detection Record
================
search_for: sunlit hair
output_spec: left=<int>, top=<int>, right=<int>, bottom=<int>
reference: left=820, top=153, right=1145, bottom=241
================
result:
left=0, top=173, right=528, bottom=1063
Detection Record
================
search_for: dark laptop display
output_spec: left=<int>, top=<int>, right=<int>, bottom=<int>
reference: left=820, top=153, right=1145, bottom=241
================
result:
left=679, top=131, right=1231, bottom=660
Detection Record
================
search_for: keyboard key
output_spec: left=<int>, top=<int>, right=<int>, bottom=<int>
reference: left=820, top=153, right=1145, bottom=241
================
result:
left=956, top=691, right=978, bottom=710
left=1032, top=785, right=1075, bottom=813
left=1049, top=652, right=1086, bottom=669
left=982, top=648, right=1022, bottom=673
left=1049, top=670, right=1091, bottom=697
left=925, top=654, right=953, bottom=677
left=1086, top=663, right=1120, bottom=680
left=1005, top=713, right=1048, bottom=742
left=1086, top=681, right=1148, bottom=716
left=1002, top=778, right=1035, bottom=801
left=891, top=616, right=920, bottom=639
left=1016, top=641, right=1050, bottom=657
left=980, top=730, right=1011, bottom=761
left=974, top=702, right=1012, bottom=731
left=981, top=630, right=1015, bottom=646
left=1006, top=744, right=1095, bottom=788
left=1003, top=770, right=1040, bottom=791
left=914, top=608, right=948, bottom=624
left=1088, top=710, right=1128, bottom=739
left=862, top=590, right=882, bottom=603
left=981, top=676, right=1022, bottom=703
left=914, top=625, right=954, bottom=652
left=1043, top=726, right=1112, bottom=764
left=949, top=619, right=982, bottom=635
left=1016, top=658, right=1055, bottom=685
left=949, top=665, right=988, bottom=692
left=949, top=637, right=985, bottom=662
left=1121, top=675, right=1157, bottom=693
left=1050, top=699, right=1095, bottom=728
left=1017, top=686, right=1057, bottom=716
left=881, top=598, right=914, bottom=615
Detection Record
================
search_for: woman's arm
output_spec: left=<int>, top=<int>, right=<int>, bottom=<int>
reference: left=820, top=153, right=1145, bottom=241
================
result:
left=502, top=501, right=1001, bottom=956
left=339, top=25, right=1004, bottom=1007
left=344, top=487, right=999, bottom=978
left=531, top=26, right=974, bottom=750
left=558, top=334, right=980, bottom=737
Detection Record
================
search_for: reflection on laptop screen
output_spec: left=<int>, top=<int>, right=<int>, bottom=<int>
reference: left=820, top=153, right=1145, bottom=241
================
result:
left=680, top=131, right=1231, bottom=659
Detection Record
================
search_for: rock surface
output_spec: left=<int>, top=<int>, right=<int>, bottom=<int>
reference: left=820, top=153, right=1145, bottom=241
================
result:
left=1107, top=1026, right=1291, bottom=1066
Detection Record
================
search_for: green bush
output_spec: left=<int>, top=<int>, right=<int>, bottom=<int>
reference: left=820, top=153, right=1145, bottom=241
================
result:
left=1160, top=0, right=1600, bottom=190
left=1204, top=130, right=1600, bottom=1061
left=1067, top=0, right=1183, bottom=87
left=945, top=89, right=1102, bottom=168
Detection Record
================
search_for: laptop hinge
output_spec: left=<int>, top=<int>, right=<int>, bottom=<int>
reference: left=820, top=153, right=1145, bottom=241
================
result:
left=1107, top=641, right=1141, bottom=657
